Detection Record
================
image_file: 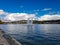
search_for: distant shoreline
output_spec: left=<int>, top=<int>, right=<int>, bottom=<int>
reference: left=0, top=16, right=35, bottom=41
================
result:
left=0, top=20, right=60, bottom=24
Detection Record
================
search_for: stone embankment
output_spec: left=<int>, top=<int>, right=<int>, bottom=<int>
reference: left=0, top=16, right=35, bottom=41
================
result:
left=0, top=29, right=22, bottom=45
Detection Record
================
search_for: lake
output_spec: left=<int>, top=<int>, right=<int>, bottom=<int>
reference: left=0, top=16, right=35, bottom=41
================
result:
left=0, top=24, right=60, bottom=45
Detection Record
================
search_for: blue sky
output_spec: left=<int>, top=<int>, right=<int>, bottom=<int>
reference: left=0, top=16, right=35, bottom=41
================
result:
left=0, top=0, right=60, bottom=16
left=0, top=0, right=60, bottom=21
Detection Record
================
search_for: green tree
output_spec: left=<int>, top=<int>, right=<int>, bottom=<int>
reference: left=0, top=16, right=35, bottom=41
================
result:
left=0, top=20, right=3, bottom=24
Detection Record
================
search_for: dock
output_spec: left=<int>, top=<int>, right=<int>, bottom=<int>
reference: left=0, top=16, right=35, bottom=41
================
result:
left=0, top=29, right=22, bottom=45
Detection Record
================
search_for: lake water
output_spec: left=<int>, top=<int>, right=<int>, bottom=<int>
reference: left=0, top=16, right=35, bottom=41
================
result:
left=0, top=24, right=60, bottom=45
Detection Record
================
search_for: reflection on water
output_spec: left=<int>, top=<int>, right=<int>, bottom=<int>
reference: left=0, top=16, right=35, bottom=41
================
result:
left=0, top=24, right=60, bottom=45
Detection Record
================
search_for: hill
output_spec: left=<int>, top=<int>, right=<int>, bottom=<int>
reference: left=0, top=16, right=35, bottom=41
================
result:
left=0, top=20, right=60, bottom=24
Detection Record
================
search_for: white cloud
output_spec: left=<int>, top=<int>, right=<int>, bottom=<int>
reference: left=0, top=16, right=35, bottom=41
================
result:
left=0, top=9, right=8, bottom=15
left=42, top=8, right=52, bottom=11
left=0, top=9, right=60, bottom=22
left=38, top=14, right=60, bottom=21
left=0, top=9, right=36, bottom=22
left=0, top=9, right=5, bottom=15
left=4, top=13, right=36, bottom=22
left=2, top=13, right=60, bottom=22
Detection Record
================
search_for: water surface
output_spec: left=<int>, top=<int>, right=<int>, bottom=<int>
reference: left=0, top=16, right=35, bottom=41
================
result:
left=0, top=24, right=60, bottom=45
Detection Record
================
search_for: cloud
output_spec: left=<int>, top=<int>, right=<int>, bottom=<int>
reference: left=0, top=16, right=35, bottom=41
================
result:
left=4, top=13, right=36, bottom=22
left=0, top=9, right=5, bottom=15
left=38, top=14, right=60, bottom=21
left=0, top=9, right=36, bottom=22
left=0, top=9, right=60, bottom=22
left=42, top=8, right=52, bottom=11
left=0, top=9, right=8, bottom=15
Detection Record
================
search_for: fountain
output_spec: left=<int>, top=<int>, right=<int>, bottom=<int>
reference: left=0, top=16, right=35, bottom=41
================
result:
left=27, top=17, right=33, bottom=25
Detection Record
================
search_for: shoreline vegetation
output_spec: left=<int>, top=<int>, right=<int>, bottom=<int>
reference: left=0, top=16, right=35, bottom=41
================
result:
left=0, top=20, right=60, bottom=24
